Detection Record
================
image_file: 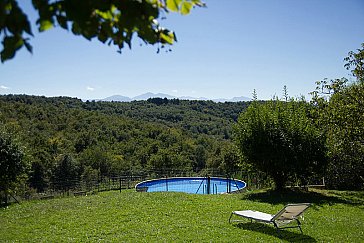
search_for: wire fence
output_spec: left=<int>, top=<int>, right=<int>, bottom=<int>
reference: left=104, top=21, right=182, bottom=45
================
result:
left=2, top=168, right=323, bottom=205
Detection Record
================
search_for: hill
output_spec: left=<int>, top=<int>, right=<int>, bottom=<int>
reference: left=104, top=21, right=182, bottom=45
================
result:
left=0, top=94, right=250, bottom=193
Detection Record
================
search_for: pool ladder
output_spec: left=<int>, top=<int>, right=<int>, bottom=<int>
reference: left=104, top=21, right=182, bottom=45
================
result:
left=196, top=176, right=218, bottom=194
left=202, top=184, right=218, bottom=194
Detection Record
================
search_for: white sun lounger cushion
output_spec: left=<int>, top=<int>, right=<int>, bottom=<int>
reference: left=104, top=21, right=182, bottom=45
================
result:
left=232, top=210, right=274, bottom=222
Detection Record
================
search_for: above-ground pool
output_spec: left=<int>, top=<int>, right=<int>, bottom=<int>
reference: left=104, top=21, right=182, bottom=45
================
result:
left=135, top=177, right=246, bottom=194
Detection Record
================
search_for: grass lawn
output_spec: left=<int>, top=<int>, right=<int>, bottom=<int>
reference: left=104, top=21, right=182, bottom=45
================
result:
left=1, top=189, right=363, bottom=242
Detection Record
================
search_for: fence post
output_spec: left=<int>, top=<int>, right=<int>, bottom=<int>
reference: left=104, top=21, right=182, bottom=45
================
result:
left=119, top=177, right=122, bottom=193
left=165, top=176, right=168, bottom=192
left=207, top=176, right=211, bottom=194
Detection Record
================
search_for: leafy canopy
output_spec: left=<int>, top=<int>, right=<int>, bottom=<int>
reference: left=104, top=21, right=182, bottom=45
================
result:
left=311, top=42, right=364, bottom=190
left=325, top=81, right=364, bottom=190
left=234, top=97, right=327, bottom=190
left=344, top=42, right=364, bottom=83
left=0, top=0, right=204, bottom=62
left=309, top=42, right=364, bottom=190
left=0, top=129, right=27, bottom=204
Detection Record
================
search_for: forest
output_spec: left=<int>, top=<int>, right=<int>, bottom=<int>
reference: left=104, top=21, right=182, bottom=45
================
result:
left=1, top=75, right=364, bottom=199
left=0, top=95, right=250, bottom=194
left=1, top=45, right=363, bottom=199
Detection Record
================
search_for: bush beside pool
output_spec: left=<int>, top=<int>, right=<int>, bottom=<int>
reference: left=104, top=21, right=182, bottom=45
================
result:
left=135, top=177, right=246, bottom=194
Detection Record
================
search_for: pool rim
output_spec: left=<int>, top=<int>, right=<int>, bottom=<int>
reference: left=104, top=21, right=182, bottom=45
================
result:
left=135, top=176, right=246, bottom=194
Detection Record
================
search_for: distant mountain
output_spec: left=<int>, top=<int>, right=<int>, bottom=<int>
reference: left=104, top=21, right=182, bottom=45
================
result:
left=179, top=96, right=208, bottom=101
left=213, top=96, right=252, bottom=102
left=133, top=92, right=176, bottom=100
left=102, top=92, right=251, bottom=102
left=102, top=95, right=132, bottom=102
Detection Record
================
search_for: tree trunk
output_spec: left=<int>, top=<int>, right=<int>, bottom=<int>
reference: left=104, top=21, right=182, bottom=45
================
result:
left=273, top=174, right=286, bottom=191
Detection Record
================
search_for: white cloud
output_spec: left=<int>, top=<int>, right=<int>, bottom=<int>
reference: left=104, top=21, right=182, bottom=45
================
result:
left=86, top=86, right=95, bottom=91
left=0, top=85, right=10, bottom=90
left=172, top=89, right=178, bottom=93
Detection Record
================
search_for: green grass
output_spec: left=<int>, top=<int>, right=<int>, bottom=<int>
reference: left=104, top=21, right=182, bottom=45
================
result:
left=1, top=189, right=363, bottom=242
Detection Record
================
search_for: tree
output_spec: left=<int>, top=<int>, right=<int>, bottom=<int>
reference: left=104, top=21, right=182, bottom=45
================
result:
left=78, top=146, right=112, bottom=177
left=309, top=42, right=364, bottom=190
left=234, top=98, right=327, bottom=191
left=28, top=161, right=47, bottom=192
left=0, top=0, right=204, bottom=62
left=325, top=81, right=364, bottom=189
left=194, top=144, right=206, bottom=171
left=344, top=42, right=364, bottom=82
left=52, top=154, right=79, bottom=191
left=219, top=143, right=241, bottom=176
left=0, top=129, right=27, bottom=204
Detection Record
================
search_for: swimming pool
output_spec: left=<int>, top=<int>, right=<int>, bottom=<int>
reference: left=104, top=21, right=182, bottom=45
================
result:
left=135, top=177, right=246, bottom=194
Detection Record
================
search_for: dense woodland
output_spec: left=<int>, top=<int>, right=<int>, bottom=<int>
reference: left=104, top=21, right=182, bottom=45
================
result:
left=0, top=95, right=250, bottom=193
left=1, top=75, right=363, bottom=197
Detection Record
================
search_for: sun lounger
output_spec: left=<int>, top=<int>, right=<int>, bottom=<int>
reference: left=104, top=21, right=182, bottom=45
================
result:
left=229, top=203, right=311, bottom=233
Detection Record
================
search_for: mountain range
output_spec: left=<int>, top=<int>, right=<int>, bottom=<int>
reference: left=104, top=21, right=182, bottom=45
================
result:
left=101, top=92, right=251, bottom=103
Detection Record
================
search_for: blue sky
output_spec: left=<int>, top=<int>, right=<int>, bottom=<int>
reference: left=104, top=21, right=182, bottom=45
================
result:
left=1, top=0, right=364, bottom=100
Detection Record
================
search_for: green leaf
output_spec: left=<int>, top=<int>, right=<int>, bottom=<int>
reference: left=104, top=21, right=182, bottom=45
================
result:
left=95, top=9, right=113, bottom=20
left=56, top=15, right=68, bottom=30
left=160, top=31, right=175, bottom=45
left=39, top=20, right=53, bottom=31
left=166, top=0, right=180, bottom=12
left=181, top=1, right=193, bottom=15
left=24, top=40, right=33, bottom=53
left=71, top=23, right=82, bottom=35
left=1, top=36, right=24, bottom=62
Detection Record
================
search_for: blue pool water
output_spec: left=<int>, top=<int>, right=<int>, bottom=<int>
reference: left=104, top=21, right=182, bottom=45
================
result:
left=135, top=177, right=246, bottom=194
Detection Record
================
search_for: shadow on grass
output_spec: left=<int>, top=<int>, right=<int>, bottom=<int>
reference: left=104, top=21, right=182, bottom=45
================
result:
left=241, top=189, right=364, bottom=206
left=234, top=222, right=317, bottom=242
